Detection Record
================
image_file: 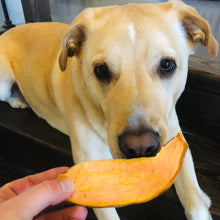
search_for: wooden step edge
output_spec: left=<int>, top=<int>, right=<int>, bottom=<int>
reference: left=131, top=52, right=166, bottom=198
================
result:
left=188, top=56, right=220, bottom=94
left=189, top=56, right=220, bottom=77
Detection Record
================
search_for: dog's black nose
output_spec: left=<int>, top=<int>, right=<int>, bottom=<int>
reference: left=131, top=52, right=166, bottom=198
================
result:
left=118, top=130, right=160, bottom=158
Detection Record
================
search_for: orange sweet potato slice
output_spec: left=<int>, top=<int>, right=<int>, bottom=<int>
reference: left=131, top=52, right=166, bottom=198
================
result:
left=58, top=132, right=187, bottom=207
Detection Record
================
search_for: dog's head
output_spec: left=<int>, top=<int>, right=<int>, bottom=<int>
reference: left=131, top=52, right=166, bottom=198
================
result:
left=59, top=1, right=218, bottom=159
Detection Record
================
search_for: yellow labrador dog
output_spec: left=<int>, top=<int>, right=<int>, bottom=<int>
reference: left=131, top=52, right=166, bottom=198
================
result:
left=0, top=1, right=218, bottom=219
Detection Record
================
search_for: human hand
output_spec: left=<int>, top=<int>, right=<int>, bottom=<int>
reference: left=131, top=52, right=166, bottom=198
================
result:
left=0, top=167, right=87, bottom=220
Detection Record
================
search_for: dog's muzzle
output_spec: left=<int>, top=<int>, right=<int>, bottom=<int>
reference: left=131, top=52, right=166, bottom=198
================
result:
left=118, top=129, right=160, bottom=158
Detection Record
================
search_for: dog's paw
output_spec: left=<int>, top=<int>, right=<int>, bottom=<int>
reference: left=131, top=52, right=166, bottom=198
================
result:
left=185, top=190, right=212, bottom=220
left=186, top=208, right=212, bottom=220
left=7, top=97, right=28, bottom=109
left=0, top=82, right=11, bottom=101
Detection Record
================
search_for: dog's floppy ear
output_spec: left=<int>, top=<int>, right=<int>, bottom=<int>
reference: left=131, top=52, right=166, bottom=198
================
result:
left=59, top=24, right=86, bottom=71
left=174, top=1, right=218, bottom=58
left=59, top=6, right=115, bottom=71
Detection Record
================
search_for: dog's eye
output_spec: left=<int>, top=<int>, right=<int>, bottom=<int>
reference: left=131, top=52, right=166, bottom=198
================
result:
left=159, top=59, right=176, bottom=76
left=94, top=63, right=111, bottom=82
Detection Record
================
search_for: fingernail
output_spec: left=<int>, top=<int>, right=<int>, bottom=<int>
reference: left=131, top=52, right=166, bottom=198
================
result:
left=58, top=179, right=75, bottom=193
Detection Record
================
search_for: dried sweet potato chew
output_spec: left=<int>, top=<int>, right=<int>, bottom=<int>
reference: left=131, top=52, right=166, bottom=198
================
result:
left=58, top=132, right=187, bottom=207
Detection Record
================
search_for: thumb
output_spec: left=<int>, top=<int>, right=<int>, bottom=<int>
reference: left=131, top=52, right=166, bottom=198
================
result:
left=5, top=178, right=74, bottom=219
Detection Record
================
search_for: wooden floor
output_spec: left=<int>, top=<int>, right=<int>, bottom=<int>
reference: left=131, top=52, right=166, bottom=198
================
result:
left=0, top=0, right=219, bottom=219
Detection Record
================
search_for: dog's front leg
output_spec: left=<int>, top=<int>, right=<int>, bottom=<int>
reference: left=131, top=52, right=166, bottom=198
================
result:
left=174, top=148, right=212, bottom=220
left=69, top=130, right=120, bottom=220
left=94, top=208, right=120, bottom=220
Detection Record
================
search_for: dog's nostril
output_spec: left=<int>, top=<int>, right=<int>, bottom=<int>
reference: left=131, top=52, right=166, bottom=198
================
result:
left=144, top=145, right=159, bottom=157
left=127, top=148, right=136, bottom=156
left=122, top=148, right=136, bottom=159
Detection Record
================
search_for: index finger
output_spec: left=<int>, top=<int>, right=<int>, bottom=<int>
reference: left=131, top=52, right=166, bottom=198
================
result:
left=0, top=167, right=68, bottom=202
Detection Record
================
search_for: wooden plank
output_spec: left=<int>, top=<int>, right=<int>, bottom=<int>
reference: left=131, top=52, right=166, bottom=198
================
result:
left=189, top=55, right=220, bottom=76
